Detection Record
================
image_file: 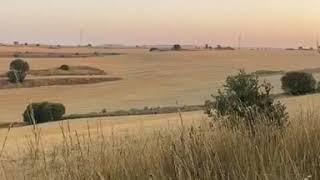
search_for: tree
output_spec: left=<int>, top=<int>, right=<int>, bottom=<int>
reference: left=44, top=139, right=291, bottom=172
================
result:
left=281, top=71, right=316, bottom=95
left=205, top=70, right=288, bottom=131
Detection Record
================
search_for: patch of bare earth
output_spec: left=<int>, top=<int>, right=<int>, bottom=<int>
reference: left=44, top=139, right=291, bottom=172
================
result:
left=29, top=66, right=107, bottom=76
left=0, top=66, right=121, bottom=89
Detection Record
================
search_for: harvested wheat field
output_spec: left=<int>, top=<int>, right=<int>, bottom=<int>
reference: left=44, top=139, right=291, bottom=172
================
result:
left=3, top=0, right=320, bottom=178
left=1, top=46, right=320, bottom=122
left=0, top=92, right=320, bottom=180
left=0, top=96, right=313, bottom=161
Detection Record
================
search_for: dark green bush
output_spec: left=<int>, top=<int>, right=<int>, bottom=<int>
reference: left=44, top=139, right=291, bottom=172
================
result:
left=59, top=64, right=70, bottom=71
left=281, top=71, right=316, bottom=95
left=7, top=70, right=27, bottom=83
left=205, top=70, right=288, bottom=131
left=172, top=44, right=182, bottom=51
left=149, top=48, right=159, bottom=52
left=10, top=59, right=30, bottom=72
left=23, top=102, right=66, bottom=124
left=7, top=59, right=30, bottom=83
left=316, top=82, right=320, bottom=92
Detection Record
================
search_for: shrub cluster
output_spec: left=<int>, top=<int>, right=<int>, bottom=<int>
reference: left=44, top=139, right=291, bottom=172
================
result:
left=149, top=48, right=159, bottom=52
left=172, top=44, right=182, bottom=51
left=59, top=64, right=70, bottom=71
left=7, top=59, right=29, bottom=83
left=23, top=102, right=66, bottom=124
left=281, top=71, right=316, bottom=95
left=205, top=70, right=288, bottom=132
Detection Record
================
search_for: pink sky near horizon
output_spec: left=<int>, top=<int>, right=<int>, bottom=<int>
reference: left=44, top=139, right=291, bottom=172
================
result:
left=0, top=0, right=319, bottom=47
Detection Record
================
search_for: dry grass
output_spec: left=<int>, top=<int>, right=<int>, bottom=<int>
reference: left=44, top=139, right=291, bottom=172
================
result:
left=0, top=108, right=319, bottom=179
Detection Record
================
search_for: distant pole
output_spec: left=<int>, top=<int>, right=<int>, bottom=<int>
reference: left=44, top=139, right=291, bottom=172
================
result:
left=80, top=28, right=83, bottom=46
left=238, top=33, right=242, bottom=50
left=317, top=34, right=320, bottom=54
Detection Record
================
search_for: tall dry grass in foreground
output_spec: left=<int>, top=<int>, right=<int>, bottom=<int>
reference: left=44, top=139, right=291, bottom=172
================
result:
left=1, top=110, right=320, bottom=180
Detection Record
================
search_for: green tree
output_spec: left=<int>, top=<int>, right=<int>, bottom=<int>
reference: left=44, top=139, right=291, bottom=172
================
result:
left=205, top=70, right=288, bottom=131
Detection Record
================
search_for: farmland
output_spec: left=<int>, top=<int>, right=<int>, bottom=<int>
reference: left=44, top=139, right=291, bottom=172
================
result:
left=1, top=46, right=320, bottom=123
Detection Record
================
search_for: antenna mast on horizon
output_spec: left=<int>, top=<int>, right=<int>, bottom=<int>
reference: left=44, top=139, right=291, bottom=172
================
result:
left=317, top=35, right=320, bottom=54
left=80, top=28, right=83, bottom=46
left=238, top=33, right=242, bottom=50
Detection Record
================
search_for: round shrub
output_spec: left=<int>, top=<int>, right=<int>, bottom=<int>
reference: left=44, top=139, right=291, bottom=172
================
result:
left=281, top=71, right=316, bottom=95
left=7, top=70, right=27, bottom=83
left=7, top=59, right=29, bottom=83
left=172, top=44, right=182, bottom=51
left=59, top=64, right=70, bottom=71
left=316, top=82, right=320, bottom=92
left=149, top=48, right=159, bottom=52
left=205, top=70, right=288, bottom=131
left=10, top=59, right=30, bottom=72
left=23, top=102, right=66, bottom=124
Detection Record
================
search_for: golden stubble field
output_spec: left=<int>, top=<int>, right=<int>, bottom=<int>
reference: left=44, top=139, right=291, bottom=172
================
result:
left=0, top=45, right=320, bottom=153
left=1, top=46, right=320, bottom=123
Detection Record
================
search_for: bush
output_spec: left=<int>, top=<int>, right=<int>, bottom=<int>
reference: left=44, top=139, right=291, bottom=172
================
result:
left=23, top=102, right=66, bottom=124
left=7, top=59, right=29, bottom=83
left=7, top=70, right=27, bottom=83
left=59, top=64, right=70, bottom=71
left=281, top=71, right=316, bottom=95
left=172, top=44, right=182, bottom=51
left=10, top=59, right=30, bottom=72
left=149, top=48, right=159, bottom=52
left=316, top=82, right=320, bottom=92
left=205, top=70, right=288, bottom=131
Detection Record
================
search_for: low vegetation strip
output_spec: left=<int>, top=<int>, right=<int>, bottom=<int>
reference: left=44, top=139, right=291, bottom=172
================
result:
left=254, top=67, right=320, bottom=77
left=253, top=70, right=285, bottom=76
left=0, top=77, right=122, bottom=89
left=0, top=52, right=123, bottom=58
left=62, top=105, right=204, bottom=120
left=60, top=92, right=289, bottom=121
left=58, top=89, right=315, bottom=122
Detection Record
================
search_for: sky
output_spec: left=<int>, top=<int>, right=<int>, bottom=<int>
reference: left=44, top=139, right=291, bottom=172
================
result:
left=0, top=0, right=319, bottom=47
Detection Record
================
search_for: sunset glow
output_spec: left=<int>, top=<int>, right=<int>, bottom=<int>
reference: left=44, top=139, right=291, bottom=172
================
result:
left=0, top=0, right=319, bottom=47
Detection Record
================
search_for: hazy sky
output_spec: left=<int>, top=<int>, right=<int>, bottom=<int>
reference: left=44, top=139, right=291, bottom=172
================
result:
left=0, top=0, right=319, bottom=47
